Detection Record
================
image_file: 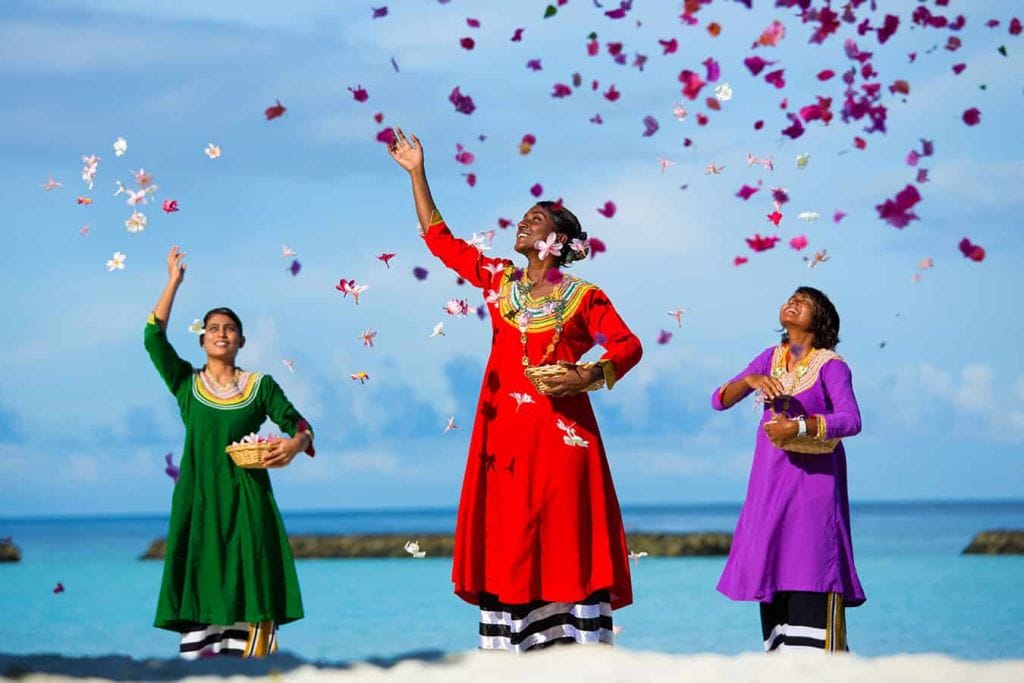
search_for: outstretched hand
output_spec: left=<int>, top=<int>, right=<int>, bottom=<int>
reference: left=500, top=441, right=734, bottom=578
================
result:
left=167, top=245, right=187, bottom=286
left=387, top=127, right=424, bottom=173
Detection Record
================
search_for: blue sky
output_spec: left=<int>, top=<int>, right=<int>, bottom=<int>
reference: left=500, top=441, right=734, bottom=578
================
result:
left=1, top=0, right=1021, bottom=516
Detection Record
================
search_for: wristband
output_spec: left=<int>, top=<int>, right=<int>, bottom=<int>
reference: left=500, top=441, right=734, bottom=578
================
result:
left=796, top=417, right=808, bottom=437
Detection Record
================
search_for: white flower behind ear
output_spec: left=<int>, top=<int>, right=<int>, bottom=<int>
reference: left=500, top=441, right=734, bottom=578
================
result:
left=188, top=319, right=205, bottom=335
left=535, top=232, right=563, bottom=260
left=569, top=239, right=588, bottom=258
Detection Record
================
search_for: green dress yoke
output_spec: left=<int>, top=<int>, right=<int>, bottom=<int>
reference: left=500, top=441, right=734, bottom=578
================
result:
left=144, top=314, right=312, bottom=632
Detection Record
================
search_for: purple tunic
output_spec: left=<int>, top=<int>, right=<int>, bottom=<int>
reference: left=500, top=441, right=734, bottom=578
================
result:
left=712, top=345, right=866, bottom=607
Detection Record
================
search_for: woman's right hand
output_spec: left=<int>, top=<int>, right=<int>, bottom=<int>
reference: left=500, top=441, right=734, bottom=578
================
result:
left=743, top=373, right=786, bottom=400
left=167, top=245, right=187, bottom=286
left=387, top=127, right=424, bottom=173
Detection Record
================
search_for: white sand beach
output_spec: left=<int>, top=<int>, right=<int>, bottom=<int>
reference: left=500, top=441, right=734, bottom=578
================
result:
left=6, top=648, right=1024, bottom=683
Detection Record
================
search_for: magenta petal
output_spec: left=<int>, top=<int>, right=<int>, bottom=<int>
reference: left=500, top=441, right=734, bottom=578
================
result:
left=764, top=69, right=786, bottom=89
left=743, top=55, right=774, bottom=76
left=448, top=86, right=476, bottom=115
left=736, top=184, right=760, bottom=200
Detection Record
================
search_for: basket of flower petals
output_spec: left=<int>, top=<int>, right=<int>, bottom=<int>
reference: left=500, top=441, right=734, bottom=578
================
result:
left=524, top=362, right=605, bottom=394
left=225, top=433, right=281, bottom=469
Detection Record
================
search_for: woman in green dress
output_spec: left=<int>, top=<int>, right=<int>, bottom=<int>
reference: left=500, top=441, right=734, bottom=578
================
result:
left=145, top=245, right=315, bottom=659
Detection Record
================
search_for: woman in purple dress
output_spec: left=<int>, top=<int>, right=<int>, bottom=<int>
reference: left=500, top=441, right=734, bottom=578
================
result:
left=711, top=286, right=865, bottom=653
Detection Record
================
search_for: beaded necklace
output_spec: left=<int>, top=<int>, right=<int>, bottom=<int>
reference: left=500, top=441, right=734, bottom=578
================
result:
left=200, top=367, right=243, bottom=397
left=770, top=345, right=815, bottom=415
left=516, top=277, right=565, bottom=367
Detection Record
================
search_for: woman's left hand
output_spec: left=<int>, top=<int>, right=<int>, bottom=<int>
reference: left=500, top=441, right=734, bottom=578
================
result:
left=763, top=418, right=799, bottom=448
left=262, top=435, right=308, bottom=468
left=540, top=362, right=603, bottom=397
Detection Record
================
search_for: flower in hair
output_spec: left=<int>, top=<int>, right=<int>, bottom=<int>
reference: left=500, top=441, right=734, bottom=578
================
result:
left=535, top=233, right=563, bottom=260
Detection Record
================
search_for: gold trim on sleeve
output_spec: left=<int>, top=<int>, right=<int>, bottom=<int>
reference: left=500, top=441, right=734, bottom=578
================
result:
left=599, top=359, right=617, bottom=390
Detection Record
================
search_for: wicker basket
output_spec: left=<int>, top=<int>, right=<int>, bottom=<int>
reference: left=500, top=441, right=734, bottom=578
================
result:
left=780, top=436, right=841, bottom=455
left=225, top=442, right=275, bottom=469
left=524, top=362, right=605, bottom=394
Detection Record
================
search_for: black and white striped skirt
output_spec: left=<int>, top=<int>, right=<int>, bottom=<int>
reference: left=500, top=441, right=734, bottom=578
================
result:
left=478, top=590, right=614, bottom=653
left=178, top=620, right=278, bottom=659
left=760, top=591, right=847, bottom=653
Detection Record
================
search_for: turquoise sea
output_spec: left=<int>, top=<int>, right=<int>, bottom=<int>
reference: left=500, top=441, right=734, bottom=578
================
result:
left=1, top=501, right=1022, bottom=662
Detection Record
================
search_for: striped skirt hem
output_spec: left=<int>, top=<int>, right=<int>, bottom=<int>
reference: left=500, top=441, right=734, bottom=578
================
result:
left=478, top=590, right=613, bottom=653
left=179, top=620, right=278, bottom=659
left=760, top=591, right=847, bottom=653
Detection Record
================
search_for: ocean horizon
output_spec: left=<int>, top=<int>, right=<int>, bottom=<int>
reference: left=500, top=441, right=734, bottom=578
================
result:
left=2, top=500, right=1022, bottom=661
left=5, top=496, right=1023, bottom=522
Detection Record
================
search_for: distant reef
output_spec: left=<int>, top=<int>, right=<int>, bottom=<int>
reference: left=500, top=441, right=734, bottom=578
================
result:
left=140, top=532, right=732, bottom=560
left=962, top=530, right=1024, bottom=555
left=0, top=541, right=20, bottom=563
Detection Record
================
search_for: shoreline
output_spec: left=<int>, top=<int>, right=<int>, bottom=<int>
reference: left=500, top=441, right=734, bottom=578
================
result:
left=138, top=532, right=733, bottom=560
left=3, top=649, right=1023, bottom=683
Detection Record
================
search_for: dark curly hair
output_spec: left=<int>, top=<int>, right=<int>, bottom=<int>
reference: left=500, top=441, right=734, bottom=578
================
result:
left=780, top=286, right=841, bottom=350
left=536, top=201, right=588, bottom=268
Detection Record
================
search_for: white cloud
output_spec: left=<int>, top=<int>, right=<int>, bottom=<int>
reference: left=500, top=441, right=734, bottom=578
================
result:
left=637, top=450, right=750, bottom=479
left=927, top=160, right=1024, bottom=209
left=901, top=364, right=1024, bottom=443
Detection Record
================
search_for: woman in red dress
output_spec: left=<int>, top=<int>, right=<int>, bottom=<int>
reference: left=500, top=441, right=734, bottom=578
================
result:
left=388, top=129, right=643, bottom=652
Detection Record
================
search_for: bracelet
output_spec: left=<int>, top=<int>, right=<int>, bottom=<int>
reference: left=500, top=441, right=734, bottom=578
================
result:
left=815, top=415, right=827, bottom=441
left=796, top=417, right=808, bottom=437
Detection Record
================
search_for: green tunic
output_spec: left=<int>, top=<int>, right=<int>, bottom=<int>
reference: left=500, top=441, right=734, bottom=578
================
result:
left=144, top=315, right=309, bottom=632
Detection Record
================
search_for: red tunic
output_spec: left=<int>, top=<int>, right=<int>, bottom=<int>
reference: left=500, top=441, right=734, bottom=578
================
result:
left=423, top=218, right=642, bottom=610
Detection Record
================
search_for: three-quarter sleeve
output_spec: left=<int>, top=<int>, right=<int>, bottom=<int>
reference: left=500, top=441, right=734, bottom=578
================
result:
left=144, top=313, right=194, bottom=395
left=818, top=359, right=862, bottom=440
left=711, top=347, right=773, bottom=411
left=584, top=289, right=642, bottom=390
left=421, top=217, right=510, bottom=289
left=263, top=375, right=315, bottom=457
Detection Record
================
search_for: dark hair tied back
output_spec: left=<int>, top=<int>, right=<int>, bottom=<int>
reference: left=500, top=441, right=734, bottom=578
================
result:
left=200, top=307, right=244, bottom=346
left=537, top=201, right=588, bottom=268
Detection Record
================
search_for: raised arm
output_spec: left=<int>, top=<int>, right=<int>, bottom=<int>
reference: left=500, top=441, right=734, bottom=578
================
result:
left=153, top=246, right=186, bottom=332
left=387, top=128, right=437, bottom=234
left=387, top=128, right=506, bottom=288
left=144, top=246, right=192, bottom=395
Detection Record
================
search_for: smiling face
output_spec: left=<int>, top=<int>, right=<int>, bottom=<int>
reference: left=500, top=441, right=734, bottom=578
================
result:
left=779, top=291, right=816, bottom=341
left=201, top=313, right=244, bottom=363
left=514, top=204, right=563, bottom=257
